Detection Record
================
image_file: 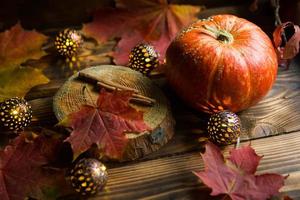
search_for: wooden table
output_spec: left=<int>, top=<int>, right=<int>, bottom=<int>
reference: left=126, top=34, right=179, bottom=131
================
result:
left=11, top=1, right=298, bottom=198
left=26, top=51, right=300, bottom=199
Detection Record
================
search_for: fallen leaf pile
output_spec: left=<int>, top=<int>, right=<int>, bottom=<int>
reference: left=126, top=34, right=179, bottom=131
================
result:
left=0, top=23, right=49, bottom=101
left=273, top=22, right=300, bottom=69
left=0, top=133, right=69, bottom=200
left=194, top=142, right=286, bottom=200
left=82, top=0, right=203, bottom=65
left=61, top=89, right=150, bottom=160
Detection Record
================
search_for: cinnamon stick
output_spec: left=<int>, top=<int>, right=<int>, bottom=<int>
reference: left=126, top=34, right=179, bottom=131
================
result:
left=97, top=81, right=117, bottom=91
left=78, top=71, right=156, bottom=106
left=130, top=97, right=154, bottom=106
left=79, top=71, right=139, bottom=93
left=132, top=93, right=156, bottom=104
left=97, top=81, right=138, bottom=93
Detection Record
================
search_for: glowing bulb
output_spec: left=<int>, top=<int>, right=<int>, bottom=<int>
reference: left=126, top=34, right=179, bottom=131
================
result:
left=11, top=110, right=18, bottom=115
left=92, top=167, right=101, bottom=176
left=91, top=164, right=106, bottom=177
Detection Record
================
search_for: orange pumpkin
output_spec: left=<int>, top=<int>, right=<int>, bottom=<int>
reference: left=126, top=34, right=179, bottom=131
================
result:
left=165, top=15, right=278, bottom=113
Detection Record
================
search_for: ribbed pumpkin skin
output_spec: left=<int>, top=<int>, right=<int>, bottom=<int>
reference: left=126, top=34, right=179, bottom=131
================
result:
left=166, top=15, right=278, bottom=113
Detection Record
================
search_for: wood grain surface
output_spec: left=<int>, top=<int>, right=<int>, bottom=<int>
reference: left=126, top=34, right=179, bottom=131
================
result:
left=0, top=0, right=297, bottom=198
left=16, top=1, right=300, bottom=198
left=93, top=131, right=300, bottom=200
left=53, top=65, right=175, bottom=161
left=28, top=56, right=300, bottom=155
left=25, top=55, right=300, bottom=199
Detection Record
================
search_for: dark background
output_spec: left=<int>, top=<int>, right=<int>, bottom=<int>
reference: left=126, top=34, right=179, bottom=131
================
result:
left=0, top=0, right=299, bottom=34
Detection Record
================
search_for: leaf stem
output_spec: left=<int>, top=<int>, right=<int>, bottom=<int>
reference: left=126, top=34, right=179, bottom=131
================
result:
left=274, top=0, right=282, bottom=25
left=272, top=0, right=287, bottom=44
left=235, top=137, right=240, bottom=149
left=221, top=194, right=231, bottom=200
left=83, top=85, right=97, bottom=107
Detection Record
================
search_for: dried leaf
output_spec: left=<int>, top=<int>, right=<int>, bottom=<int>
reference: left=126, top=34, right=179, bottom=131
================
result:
left=40, top=38, right=114, bottom=79
left=82, top=0, right=203, bottom=65
left=228, top=145, right=262, bottom=174
left=62, top=89, right=150, bottom=160
left=273, top=22, right=300, bottom=68
left=194, top=142, right=286, bottom=200
left=0, top=23, right=49, bottom=101
left=0, top=66, right=49, bottom=101
left=0, top=133, right=69, bottom=200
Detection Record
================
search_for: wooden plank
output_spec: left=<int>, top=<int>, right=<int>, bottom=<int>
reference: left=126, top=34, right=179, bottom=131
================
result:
left=30, top=97, right=57, bottom=126
left=89, top=131, right=300, bottom=199
left=240, top=58, right=300, bottom=136
left=26, top=80, right=65, bottom=100
left=26, top=56, right=300, bottom=161
left=139, top=58, right=300, bottom=160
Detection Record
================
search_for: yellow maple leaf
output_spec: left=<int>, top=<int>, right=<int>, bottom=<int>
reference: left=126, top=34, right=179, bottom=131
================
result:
left=0, top=23, right=49, bottom=101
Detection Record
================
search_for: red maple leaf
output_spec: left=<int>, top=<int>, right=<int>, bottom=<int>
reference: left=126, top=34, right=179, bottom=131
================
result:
left=273, top=22, right=300, bottom=69
left=82, top=0, right=203, bottom=65
left=0, top=133, right=67, bottom=200
left=194, top=142, right=286, bottom=200
left=63, top=89, right=150, bottom=160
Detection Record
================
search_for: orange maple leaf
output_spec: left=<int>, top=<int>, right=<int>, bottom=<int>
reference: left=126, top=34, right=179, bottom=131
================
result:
left=82, top=0, right=204, bottom=65
left=0, top=23, right=49, bottom=100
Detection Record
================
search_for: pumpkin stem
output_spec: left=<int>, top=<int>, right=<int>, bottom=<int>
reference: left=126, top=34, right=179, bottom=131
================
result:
left=202, top=25, right=233, bottom=44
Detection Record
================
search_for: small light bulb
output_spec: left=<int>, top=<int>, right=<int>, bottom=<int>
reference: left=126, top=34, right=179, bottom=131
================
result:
left=92, top=167, right=101, bottom=176
left=11, top=110, right=18, bottom=115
